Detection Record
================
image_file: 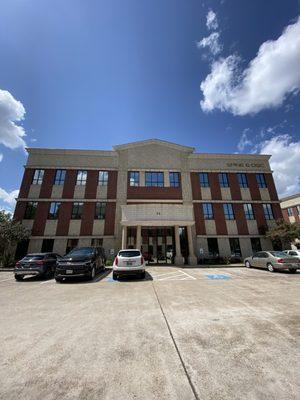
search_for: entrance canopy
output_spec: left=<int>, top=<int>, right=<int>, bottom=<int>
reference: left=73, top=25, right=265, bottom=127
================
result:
left=121, top=204, right=195, bottom=226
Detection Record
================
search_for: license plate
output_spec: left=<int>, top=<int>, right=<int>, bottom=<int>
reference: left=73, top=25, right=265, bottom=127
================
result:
left=66, top=269, right=73, bottom=274
left=126, top=262, right=133, bottom=266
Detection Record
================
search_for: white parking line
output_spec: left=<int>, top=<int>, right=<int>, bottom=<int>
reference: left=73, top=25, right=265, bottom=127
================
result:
left=157, top=273, right=188, bottom=281
left=150, top=271, right=182, bottom=278
left=40, top=279, right=54, bottom=284
left=0, top=277, right=14, bottom=283
left=178, top=270, right=197, bottom=280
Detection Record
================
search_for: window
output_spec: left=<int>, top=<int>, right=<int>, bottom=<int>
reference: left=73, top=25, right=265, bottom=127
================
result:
left=219, top=173, right=229, bottom=188
left=41, top=239, right=54, bottom=253
left=24, top=202, right=37, bottom=219
left=287, top=208, right=293, bottom=217
left=256, top=173, right=267, bottom=188
left=54, top=170, right=66, bottom=185
left=199, top=172, right=209, bottom=187
left=91, top=238, right=103, bottom=247
left=263, top=203, right=274, bottom=220
left=251, top=238, right=262, bottom=253
left=48, top=202, right=61, bottom=219
left=223, top=203, right=235, bottom=220
left=238, top=173, right=248, bottom=188
left=145, top=172, right=164, bottom=187
left=129, top=171, right=139, bottom=187
left=243, top=203, right=254, bottom=220
left=203, top=203, right=214, bottom=219
left=76, top=170, right=87, bottom=185
left=66, top=239, right=78, bottom=254
left=229, top=238, right=241, bottom=257
left=169, top=172, right=180, bottom=188
left=207, top=238, right=219, bottom=256
left=98, top=171, right=108, bottom=186
left=95, top=202, right=106, bottom=219
left=71, top=202, right=84, bottom=219
left=32, top=169, right=44, bottom=185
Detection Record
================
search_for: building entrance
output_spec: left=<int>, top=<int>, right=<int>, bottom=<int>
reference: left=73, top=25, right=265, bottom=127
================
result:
left=141, top=227, right=175, bottom=265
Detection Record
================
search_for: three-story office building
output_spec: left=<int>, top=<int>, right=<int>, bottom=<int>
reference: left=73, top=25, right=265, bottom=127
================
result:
left=14, top=139, right=282, bottom=264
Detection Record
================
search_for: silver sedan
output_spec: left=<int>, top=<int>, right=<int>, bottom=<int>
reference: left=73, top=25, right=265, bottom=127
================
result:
left=244, top=251, right=299, bottom=273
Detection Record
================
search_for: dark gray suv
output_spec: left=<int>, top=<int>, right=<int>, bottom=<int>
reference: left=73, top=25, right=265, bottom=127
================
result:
left=14, top=253, right=62, bottom=281
left=55, top=247, right=106, bottom=282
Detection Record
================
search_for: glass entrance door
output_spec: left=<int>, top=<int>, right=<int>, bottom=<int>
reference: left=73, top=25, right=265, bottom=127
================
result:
left=141, top=227, right=175, bottom=265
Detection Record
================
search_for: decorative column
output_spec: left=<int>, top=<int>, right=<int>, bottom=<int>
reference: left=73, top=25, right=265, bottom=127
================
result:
left=187, top=225, right=197, bottom=266
left=121, top=226, right=127, bottom=249
left=136, top=225, right=142, bottom=250
left=174, top=225, right=184, bottom=265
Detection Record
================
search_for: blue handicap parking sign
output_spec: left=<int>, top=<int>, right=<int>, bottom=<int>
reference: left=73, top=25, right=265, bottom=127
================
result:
left=205, top=274, right=231, bottom=280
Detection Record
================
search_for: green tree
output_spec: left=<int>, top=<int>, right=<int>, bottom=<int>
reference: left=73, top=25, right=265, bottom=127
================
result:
left=266, top=219, right=300, bottom=249
left=0, top=210, right=31, bottom=267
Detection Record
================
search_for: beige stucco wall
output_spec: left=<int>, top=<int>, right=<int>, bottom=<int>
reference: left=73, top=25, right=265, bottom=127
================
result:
left=92, top=220, right=105, bottom=236
left=44, top=220, right=58, bottom=236
left=240, top=188, right=251, bottom=201
left=217, top=238, right=231, bottom=257
left=53, top=239, right=67, bottom=255
left=239, top=238, right=253, bottom=259
left=22, top=220, right=34, bottom=230
left=51, top=186, right=63, bottom=198
left=68, top=220, right=81, bottom=235
left=221, top=188, right=232, bottom=200
left=226, top=220, right=238, bottom=235
left=260, top=188, right=271, bottom=201
left=96, top=185, right=108, bottom=199
left=247, top=220, right=258, bottom=235
left=73, top=186, right=85, bottom=199
left=28, top=239, right=43, bottom=253
left=201, top=187, right=212, bottom=200
left=28, top=185, right=41, bottom=199
left=205, top=220, right=216, bottom=235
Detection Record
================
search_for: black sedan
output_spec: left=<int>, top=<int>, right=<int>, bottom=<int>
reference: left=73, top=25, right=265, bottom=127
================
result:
left=55, top=247, right=106, bottom=282
left=14, top=253, right=62, bottom=281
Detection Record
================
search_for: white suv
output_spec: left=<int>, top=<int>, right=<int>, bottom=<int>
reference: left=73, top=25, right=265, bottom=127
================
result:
left=113, top=249, right=146, bottom=280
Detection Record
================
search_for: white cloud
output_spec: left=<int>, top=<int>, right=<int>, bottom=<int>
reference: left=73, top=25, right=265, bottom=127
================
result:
left=258, top=135, right=300, bottom=197
left=206, top=10, right=218, bottom=30
left=0, top=153, right=3, bottom=162
left=0, top=89, right=26, bottom=149
left=0, top=188, right=19, bottom=210
left=200, top=17, right=300, bottom=115
left=197, top=32, right=222, bottom=56
left=237, top=129, right=252, bottom=151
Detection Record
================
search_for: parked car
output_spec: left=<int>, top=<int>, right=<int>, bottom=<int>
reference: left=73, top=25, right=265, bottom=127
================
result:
left=283, top=249, right=300, bottom=258
left=244, top=251, right=300, bottom=273
left=55, top=247, right=106, bottom=282
left=14, top=253, right=62, bottom=281
left=113, top=249, right=145, bottom=280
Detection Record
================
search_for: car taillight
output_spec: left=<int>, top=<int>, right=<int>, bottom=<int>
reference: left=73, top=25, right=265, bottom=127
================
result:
left=114, top=256, right=118, bottom=266
left=15, top=261, right=20, bottom=267
left=141, top=256, right=144, bottom=264
left=277, top=259, right=284, bottom=263
left=35, top=260, right=45, bottom=265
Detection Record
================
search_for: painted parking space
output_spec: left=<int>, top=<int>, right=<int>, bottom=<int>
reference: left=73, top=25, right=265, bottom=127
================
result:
left=149, top=269, right=196, bottom=281
left=205, top=273, right=231, bottom=280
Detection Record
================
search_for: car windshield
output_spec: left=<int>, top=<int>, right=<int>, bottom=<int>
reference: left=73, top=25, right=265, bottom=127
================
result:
left=270, top=251, right=289, bottom=258
left=22, top=255, right=44, bottom=261
left=66, top=248, right=94, bottom=257
left=119, top=250, right=141, bottom=258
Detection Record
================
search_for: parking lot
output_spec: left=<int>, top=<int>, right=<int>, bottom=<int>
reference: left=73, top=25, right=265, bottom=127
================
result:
left=0, top=266, right=299, bottom=400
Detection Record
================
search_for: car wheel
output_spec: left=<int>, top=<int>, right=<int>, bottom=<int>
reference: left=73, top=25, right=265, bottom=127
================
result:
left=267, top=263, right=275, bottom=272
left=245, top=261, right=251, bottom=268
left=55, top=277, right=62, bottom=283
left=289, top=269, right=297, bottom=273
left=140, top=271, right=146, bottom=279
left=112, top=272, right=118, bottom=280
left=15, top=275, right=23, bottom=281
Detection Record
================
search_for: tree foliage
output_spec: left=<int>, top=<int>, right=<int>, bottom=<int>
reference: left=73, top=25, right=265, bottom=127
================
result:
left=0, top=210, right=31, bottom=265
left=266, top=219, right=300, bottom=248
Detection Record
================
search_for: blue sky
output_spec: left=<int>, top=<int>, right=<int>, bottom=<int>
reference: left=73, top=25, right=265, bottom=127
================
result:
left=0, top=0, right=300, bottom=211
